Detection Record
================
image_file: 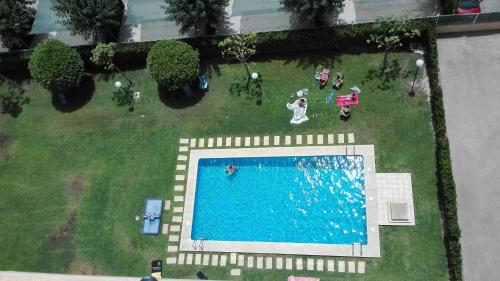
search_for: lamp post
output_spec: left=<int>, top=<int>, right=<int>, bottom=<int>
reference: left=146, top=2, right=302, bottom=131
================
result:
left=251, top=72, right=263, bottom=105
left=411, top=59, right=424, bottom=95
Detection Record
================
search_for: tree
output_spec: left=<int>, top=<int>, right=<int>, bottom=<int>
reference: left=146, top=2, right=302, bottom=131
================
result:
left=51, top=0, right=124, bottom=43
left=0, top=0, right=35, bottom=50
left=28, top=39, right=84, bottom=93
left=91, top=43, right=134, bottom=86
left=163, top=0, right=229, bottom=35
left=218, top=33, right=257, bottom=80
left=147, top=40, right=200, bottom=91
left=367, top=13, right=420, bottom=70
left=280, top=0, right=344, bottom=26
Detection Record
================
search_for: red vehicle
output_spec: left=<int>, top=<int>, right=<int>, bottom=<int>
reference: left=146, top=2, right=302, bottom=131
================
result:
left=456, top=0, right=482, bottom=14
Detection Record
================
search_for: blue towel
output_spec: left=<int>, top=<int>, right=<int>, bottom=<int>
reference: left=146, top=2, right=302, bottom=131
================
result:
left=326, top=92, right=335, bottom=104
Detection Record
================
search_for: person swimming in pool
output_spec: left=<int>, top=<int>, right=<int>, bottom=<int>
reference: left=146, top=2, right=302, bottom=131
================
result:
left=225, top=165, right=237, bottom=175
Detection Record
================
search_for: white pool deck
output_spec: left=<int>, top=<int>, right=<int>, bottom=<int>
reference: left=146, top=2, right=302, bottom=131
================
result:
left=180, top=145, right=381, bottom=257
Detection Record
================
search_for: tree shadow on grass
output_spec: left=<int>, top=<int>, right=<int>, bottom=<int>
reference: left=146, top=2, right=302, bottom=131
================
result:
left=158, top=83, right=204, bottom=109
left=229, top=75, right=263, bottom=105
left=51, top=76, right=95, bottom=113
left=364, top=59, right=411, bottom=91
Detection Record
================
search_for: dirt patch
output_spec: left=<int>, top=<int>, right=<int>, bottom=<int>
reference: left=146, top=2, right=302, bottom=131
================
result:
left=72, top=261, right=105, bottom=275
left=43, top=211, right=77, bottom=269
left=64, top=174, right=86, bottom=210
left=0, top=133, right=9, bottom=160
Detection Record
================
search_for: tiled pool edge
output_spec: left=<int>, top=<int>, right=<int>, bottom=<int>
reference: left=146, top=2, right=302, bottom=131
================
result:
left=180, top=145, right=381, bottom=258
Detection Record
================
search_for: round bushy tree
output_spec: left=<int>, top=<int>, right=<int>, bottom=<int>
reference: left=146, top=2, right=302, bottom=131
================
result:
left=147, top=40, right=200, bottom=91
left=28, top=39, right=84, bottom=93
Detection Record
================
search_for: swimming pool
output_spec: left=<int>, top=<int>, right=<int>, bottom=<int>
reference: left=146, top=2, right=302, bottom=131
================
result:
left=192, top=155, right=367, bottom=245
left=180, top=146, right=380, bottom=257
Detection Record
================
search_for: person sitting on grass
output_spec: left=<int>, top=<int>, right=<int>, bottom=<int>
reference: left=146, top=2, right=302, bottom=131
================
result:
left=333, top=72, right=344, bottom=90
left=340, top=105, right=351, bottom=120
left=225, top=165, right=237, bottom=175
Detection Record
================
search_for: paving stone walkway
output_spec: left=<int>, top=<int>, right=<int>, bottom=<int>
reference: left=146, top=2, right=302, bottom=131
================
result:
left=163, top=133, right=368, bottom=275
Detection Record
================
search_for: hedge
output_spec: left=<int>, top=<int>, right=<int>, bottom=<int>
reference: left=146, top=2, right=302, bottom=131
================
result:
left=421, top=19, right=462, bottom=281
left=0, top=22, right=463, bottom=280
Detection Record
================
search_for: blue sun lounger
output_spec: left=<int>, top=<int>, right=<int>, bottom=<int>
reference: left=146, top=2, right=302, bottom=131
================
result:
left=142, top=198, right=164, bottom=235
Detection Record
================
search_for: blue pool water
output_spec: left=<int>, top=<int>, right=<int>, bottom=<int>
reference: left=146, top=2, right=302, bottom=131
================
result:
left=192, top=155, right=367, bottom=245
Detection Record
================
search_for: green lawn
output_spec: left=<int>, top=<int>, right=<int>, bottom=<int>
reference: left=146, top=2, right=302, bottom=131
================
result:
left=0, top=51, right=448, bottom=280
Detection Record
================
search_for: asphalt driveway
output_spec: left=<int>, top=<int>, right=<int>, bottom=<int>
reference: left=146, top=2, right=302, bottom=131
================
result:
left=438, top=32, right=500, bottom=281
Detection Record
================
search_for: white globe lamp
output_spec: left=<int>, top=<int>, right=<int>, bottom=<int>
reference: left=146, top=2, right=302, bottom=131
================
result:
left=251, top=72, right=259, bottom=80
left=114, top=81, right=122, bottom=89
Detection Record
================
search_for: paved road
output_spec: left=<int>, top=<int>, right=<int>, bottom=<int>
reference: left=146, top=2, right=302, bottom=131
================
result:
left=437, top=32, right=500, bottom=281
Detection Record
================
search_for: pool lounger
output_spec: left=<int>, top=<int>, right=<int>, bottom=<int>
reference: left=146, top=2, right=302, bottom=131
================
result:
left=142, top=198, right=164, bottom=235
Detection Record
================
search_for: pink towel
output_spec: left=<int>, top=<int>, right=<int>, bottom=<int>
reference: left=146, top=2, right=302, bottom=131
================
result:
left=288, top=276, right=320, bottom=281
left=336, top=94, right=359, bottom=106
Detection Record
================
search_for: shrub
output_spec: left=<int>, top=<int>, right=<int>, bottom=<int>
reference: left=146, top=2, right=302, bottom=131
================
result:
left=28, top=39, right=84, bottom=93
left=147, top=40, right=200, bottom=91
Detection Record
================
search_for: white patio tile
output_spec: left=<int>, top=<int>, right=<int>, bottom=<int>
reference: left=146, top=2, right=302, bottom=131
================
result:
left=211, top=254, right=219, bottom=266
left=230, top=253, right=237, bottom=264
left=348, top=133, right=355, bottom=143
left=225, top=137, right=232, bottom=146
left=285, top=135, right=291, bottom=145
left=317, top=134, right=324, bottom=144
left=327, top=259, right=335, bottom=272
left=244, top=137, right=251, bottom=146
left=276, top=257, right=283, bottom=270
left=348, top=261, right=356, bottom=273
left=238, top=254, right=245, bottom=267
left=207, top=138, right=214, bottom=147
left=168, top=235, right=179, bottom=242
left=170, top=225, right=180, bottom=232
left=173, top=196, right=184, bottom=202
left=307, top=134, right=314, bottom=144
left=338, top=134, right=345, bottom=144
left=256, top=257, right=263, bottom=269
left=235, top=137, right=241, bottom=146
left=230, top=269, right=241, bottom=276
left=274, top=135, right=280, bottom=145
left=247, top=256, right=254, bottom=268
left=316, top=259, right=324, bottom=271
left=296, top=135, right=303, bottom=145
left=266, top=257, right=273, bottom=269
left=166, top=257, right=177, bottom=264
left=203, top=254, right=210, bottom=265
left=173, top=206, right=183, bottom=213
left=172, top=216, right=182, bottom=223
left=179, top=138, right=189, bottom=144
left=174, top=185, right=184, bottom=192
left=198, top=138, right=205, bottom=148
left=263, top=136, right=269, bottom=145
left=220, top=254, right=227, bottom=266
left=177, top=155, right=187, bottom=161
left=186, top=254, right=193, bottom=265
left=178, top=253, right=185, bottom=265
left=307, top=258, right=314, bottom=271
left=175, top=175, right=185, bottom=181
left=338, top=261, right=345, bottom=272
left=190, top=138, right=196, bottom=148
left=195, top=254, right=202, bottom=265
left=286, top=258, right=293, bottom=270
left=167, top=246, right=178, bottom=253
left=176, top=164, right=186, bottom=171
left=164, top=200, right=171, bottom=211
left=296, top=258, right=303, bottom=270
left=216, top=137, right=223, bottom=147
left=327, top=133, right=334, bottom=144
left=357, top=261, right=366, bottom=273
left=179, top=146, right=188, bottom=152
left=161, top=224, right=168, bottom=235
left=254, top=136, right=260, bottom=146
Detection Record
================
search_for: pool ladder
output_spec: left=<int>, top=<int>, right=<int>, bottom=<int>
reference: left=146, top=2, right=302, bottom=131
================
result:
left=192, top=238, right=205, bottom=251
left=352, top=242, right=363, bottom=257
